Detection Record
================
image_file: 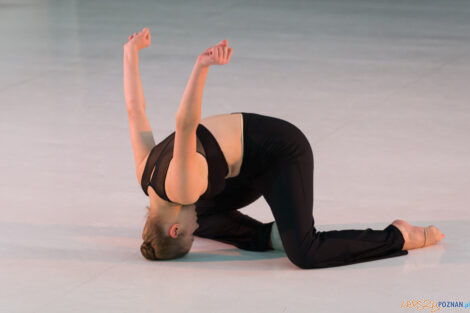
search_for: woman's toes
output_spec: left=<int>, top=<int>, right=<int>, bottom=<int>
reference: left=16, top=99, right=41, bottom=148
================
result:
left=425, top=225, right=444, bottom=246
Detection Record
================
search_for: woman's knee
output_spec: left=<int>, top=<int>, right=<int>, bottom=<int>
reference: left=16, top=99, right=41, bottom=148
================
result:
left=286, top=251, right=327, bottom=269
left=285, top=250, right=315, bottom=269
left=283, top=242, right=311, bottom=269
left=282, top=237, right=325, bottom=269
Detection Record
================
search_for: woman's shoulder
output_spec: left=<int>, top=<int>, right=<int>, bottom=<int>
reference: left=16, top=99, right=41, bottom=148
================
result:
left=148, top=184, right=185, bottom=208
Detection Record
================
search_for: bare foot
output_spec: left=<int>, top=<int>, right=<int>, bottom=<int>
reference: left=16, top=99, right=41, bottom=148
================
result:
left=391, top=219, right=445, bottom=250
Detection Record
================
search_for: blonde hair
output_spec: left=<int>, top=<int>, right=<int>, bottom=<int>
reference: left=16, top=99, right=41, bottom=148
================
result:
left=140, top=205, right=193, bottom=260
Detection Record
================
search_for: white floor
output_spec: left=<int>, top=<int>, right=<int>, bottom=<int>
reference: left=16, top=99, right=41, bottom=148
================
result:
left=1, top=0, right=469, bottom=312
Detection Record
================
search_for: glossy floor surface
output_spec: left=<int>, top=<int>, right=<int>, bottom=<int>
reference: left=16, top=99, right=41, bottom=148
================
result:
left=1, top=0, right=469, bottom=312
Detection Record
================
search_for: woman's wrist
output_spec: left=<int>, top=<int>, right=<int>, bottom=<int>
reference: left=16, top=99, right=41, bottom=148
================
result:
left=124, top=44, right=138, bottom=58
left=196, top=55, right=210, bottom=69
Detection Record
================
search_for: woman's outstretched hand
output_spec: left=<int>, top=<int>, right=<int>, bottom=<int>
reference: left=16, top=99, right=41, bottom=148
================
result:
left=197, top=39, right=233, bottom=67
left=124, top=27, right=151, bottom=52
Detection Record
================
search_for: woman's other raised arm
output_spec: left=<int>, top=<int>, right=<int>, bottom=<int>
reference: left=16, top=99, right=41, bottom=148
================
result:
left=167, top=40, right=233, bottom=204
left=175, top=39, right=233, bottom=129
left=123, top=28, right=155, bottom=182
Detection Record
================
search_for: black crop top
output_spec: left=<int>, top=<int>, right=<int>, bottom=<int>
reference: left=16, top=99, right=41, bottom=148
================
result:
left=140, top=123, right=229, bottom=204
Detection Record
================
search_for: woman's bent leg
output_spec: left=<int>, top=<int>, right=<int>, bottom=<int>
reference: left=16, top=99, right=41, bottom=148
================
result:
left=195, top=176, right=274, bottom=251
left=254, top=137, right=408, bottom=269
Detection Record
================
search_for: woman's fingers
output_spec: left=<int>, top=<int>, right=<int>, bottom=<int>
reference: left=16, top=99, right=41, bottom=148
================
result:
left=142, top=28, right=150, bottom=39
left=201, top=42, right=232, bottom=65
left=145, top=30, right=151, bottom=42
left=126, top=27, right=151, bottom=50
left=219, top=46, right=225, bottom=61
left=214, top=46, right=232, bottom=64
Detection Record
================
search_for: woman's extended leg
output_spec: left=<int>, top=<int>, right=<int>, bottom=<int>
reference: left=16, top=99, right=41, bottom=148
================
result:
left=257, top=149, right=408, bottom=269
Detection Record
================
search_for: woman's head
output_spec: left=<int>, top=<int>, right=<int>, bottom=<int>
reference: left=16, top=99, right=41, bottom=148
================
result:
left=140, top=204, right=199, bottom=260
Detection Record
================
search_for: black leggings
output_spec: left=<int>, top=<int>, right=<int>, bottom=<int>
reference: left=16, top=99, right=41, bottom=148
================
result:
left=195, top=112, right=408, bottom=269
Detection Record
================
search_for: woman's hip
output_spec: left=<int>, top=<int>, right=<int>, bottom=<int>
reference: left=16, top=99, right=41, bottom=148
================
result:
left=233, top=112, right=313, bottom=179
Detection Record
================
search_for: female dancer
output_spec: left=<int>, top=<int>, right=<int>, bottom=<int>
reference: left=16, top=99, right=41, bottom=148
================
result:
left=124, top=28, right=445, bottom=269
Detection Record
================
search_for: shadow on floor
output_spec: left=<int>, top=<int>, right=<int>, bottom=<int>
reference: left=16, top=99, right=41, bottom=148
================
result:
left=0, top=220, right=465, bottom=270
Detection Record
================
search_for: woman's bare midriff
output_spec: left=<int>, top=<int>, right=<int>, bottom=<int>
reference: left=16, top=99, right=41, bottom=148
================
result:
left=199, top=112, right=244, bottom=179
left=146, top=113, right=244, bottom=206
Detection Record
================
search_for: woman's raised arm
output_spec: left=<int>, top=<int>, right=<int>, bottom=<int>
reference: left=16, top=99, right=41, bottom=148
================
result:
left=165, top=40, right=234, bottom=204
left=123, top=28, right=151, bottom=113
left=175, top=39, right=233, bottom=129
left=123, top=28, right=155, bottom=182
